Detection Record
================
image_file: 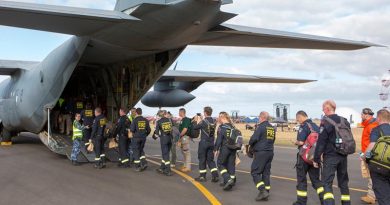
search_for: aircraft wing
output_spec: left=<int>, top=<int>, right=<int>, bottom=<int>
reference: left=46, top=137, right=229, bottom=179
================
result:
left=192, top=24, right=382, bottom=50
left=0, top=1, right=137, bottom=36
left=161, top=70, right=314, bottom=84
left=0, top=60, right=39, bottom=75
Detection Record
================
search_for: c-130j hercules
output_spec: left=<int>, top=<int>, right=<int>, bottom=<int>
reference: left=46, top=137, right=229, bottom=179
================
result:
left=0, top=0, right=380, bottom=151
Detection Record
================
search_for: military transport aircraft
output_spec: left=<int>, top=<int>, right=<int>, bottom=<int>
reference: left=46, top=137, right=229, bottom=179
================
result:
left=0, top=0, right=380, bottom=149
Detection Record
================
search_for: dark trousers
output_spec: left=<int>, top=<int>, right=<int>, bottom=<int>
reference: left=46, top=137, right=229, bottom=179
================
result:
left=82, top=127, right=92, bottom=143
left=118, top=134, right=129, bottom=164
left=132, top=137, right=147, bottom=167
left=295, top=155, right=324, bottom=204
left=218, top=146, right=237, bottom=183
left=160, top=136, right=172, bottom=172
left=94, top=135, right=105, bottom=162
left=198, top=141, right=218, bottom=178
left=251, top=151, right=273, bottom=192
left=322, top=155, right=350, bottom=205
left=370, top=168, right=390, bottom=205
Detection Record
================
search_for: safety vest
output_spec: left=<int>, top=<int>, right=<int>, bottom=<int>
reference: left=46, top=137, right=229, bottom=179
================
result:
left=128, top=114, right=134, bottom=123
left=72, top=120, right=83, bottom=141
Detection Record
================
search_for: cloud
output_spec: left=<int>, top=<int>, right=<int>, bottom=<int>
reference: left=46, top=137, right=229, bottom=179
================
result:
left=1, top=0, right=389, bottom=118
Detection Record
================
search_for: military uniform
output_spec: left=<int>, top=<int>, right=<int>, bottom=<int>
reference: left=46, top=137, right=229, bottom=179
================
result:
left=249, top=121, right=275, bottom=200
left=130, top=116, right=151, bottom=171
left=91, top=114, right=107, bottom=169
left=215, top=123, right=237, bottom=190
left=193, top=117, right=219, bottom=181
left=80, top=108, right=94, bottom=145
left=314, top=114, right=351, bottom=205
left=114, top=115, right=131, bottom=167
left=294, top=119, right=324, bottom=205
left=155, top=117, right=173, bottom=175
left=368, top=124, right=390, bottom=205
left=71, top=120, right=86, bottom=164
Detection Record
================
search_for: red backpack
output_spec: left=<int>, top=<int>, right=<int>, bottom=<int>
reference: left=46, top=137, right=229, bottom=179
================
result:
left=299, top=122, right=319, bottom=165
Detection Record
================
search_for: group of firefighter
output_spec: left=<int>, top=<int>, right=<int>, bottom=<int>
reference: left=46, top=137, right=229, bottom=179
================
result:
left=67, top=99, right=389, bottom=205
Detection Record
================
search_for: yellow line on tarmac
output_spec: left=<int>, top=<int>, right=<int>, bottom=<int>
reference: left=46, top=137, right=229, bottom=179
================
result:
left=147, top=158, right=222, bottom=205
left=148, top=156, right=368, bottom=194
left=235, top=169, right=368, bottom=193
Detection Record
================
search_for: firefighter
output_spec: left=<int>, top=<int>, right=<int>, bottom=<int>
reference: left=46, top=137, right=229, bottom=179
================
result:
left=80, top=103, right=94, bottom=146
left=365, top=109, right=390, bottom=205
left=314, top=100, right=351, bottom=205
left=215, top=112, right=237, bottom=191
left=193, top=106, right=219, bottom=183
left=249, top=111, right=275, bottom=201
left=293, top=111, right=324, bottom=205
left=91, top=107, right=107, bottom=169
left=130, top=108, right=151, bottom=172
left=154, top=110, right=173, bottom=176
left=113, top=107, right=131, bottom=168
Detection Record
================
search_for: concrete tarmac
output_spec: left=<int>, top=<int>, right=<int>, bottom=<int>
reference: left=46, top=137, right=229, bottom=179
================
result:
left=0, top=133, right=370, bottom=205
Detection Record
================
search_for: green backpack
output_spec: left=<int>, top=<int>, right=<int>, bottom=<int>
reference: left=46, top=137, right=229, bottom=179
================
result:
left=370, top=130, right=390, bottom=175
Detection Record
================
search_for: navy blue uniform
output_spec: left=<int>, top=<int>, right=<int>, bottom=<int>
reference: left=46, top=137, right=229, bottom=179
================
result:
left=155, top=117, right=173, bottom=174
left=215, top=123, right=237, bottom=186
left=193, top=117, right=219, bottom=179
left=314, top=114, right=351, bottom=205
left=295, top=119, right=324, bottom=205
left=80, top=109, right=94, bottom=143
left=369, top=124, right=390, bottom=205
left=130, top=116, right=151, bottom=169
left=114, top=115, right=131, bottom=166
left=249, top=121, right=275, bottom=192
left=91, top=114, right=107, bottom=167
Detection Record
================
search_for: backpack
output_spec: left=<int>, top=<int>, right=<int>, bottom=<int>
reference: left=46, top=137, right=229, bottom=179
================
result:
left=202, top=119, right=216, bottom=138
left=225, top=125, right=243, bottom=150
left=324, top=116, right=356, bottom=155
left=369, top=129, right=390, bottom=176
left=299, top=122, right=319, bottom=165
left=186, top=118, right=200, bottom=139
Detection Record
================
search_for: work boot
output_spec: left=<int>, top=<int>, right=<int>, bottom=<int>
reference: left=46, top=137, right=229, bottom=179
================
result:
left=292, top=201, right=304, bottom=205
left=135, top=166, right=142, bottom=172
left=94, top=162, right=102, bottom=169
left=156, top=168, right=164, bottom=174
left=223, top=179, right=234, bottom=191
left=255, top=190, right=269, bottom=201
left=211, top=176, right=219, bottom=183
left=195, top=176, right=207, bottom=182
left=361, top=195, right=375, bottom=204
left=72, top=160, right=81, bottom=166
left=141, top=164, right=148, bottom=171
left=118, top=162, right=130, bottom=168
left=164, top=171, right=173, bottom=176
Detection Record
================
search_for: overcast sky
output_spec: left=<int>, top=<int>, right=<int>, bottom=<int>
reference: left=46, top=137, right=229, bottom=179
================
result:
left=0, top=0, right=389, bottom=122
